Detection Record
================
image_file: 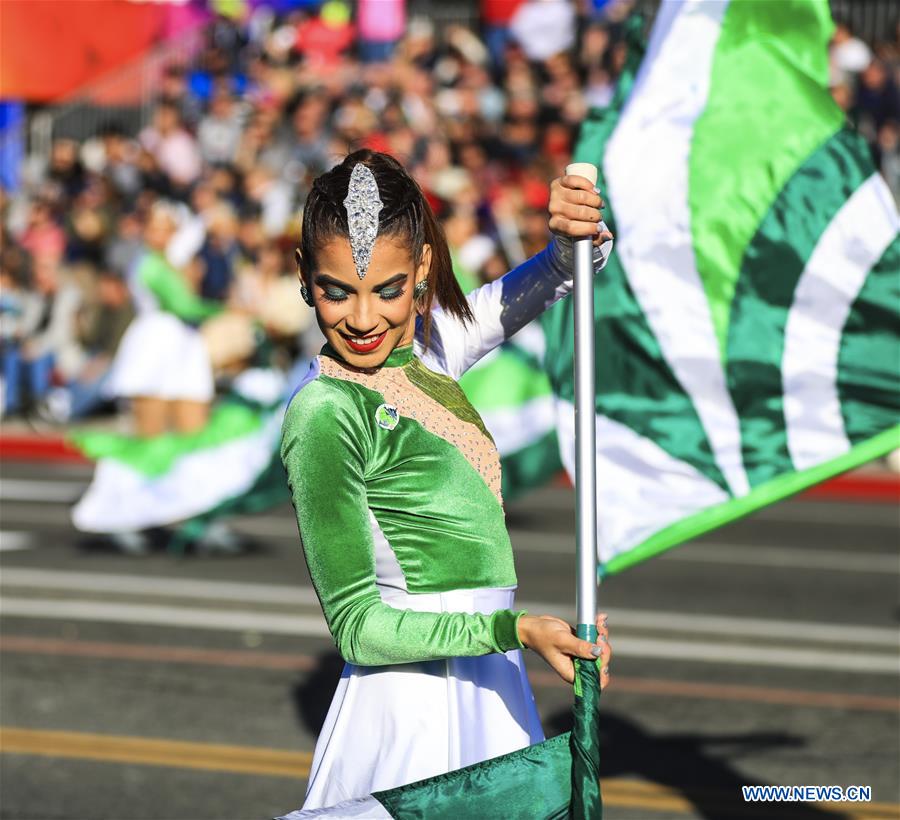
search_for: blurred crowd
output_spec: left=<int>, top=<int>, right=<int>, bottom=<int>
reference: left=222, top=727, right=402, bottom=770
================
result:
left=0, top=0, right=897, bottom=425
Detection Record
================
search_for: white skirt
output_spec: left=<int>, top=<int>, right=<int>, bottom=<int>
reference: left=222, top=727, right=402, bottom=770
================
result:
left=106, top=312, right=213, bottom=402
left=297, top=586, right=544, bottom=814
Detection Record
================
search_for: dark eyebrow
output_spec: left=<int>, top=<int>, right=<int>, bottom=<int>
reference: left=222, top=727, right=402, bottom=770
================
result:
left=314, top=274, right=356, bottom=292
left=372, top=273, right=408, bottom=291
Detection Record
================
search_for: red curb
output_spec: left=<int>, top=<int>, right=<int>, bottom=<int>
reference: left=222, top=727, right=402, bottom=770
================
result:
left=0, top=435, right=88, bottom=464
left=802, top=472, right=898, bottom=503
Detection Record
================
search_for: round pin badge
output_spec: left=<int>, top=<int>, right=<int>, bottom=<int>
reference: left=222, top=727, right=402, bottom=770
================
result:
left=375, top=403, right=400, bottom=431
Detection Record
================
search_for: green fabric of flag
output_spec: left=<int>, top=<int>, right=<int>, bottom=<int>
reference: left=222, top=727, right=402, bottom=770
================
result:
left=373, top=659, right=603, bottom=820
left=373, top=733, right=573, bottom=820
left=568, top=657, right=603, bottom=819
left=540, top=0, right=899, bottom=575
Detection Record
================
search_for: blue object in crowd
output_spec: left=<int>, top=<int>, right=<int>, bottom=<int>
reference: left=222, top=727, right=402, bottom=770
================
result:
left=0, top=100, right=25, bottom=192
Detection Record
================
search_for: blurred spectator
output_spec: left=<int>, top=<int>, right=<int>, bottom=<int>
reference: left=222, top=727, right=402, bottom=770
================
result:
left=295, top=1, right=355, bottom=68
left=198, top=201, right=241, bottom=301
left=198, top=86, right=247, bottom=165
left=830, top=19, right=873, bottom=82
left=20, top=199, right=65, bottom=263
left=139, top=101, right=203, bottom=192
left=96, top=124, right=143, bottom=203
left=2, top=255, right=82, bottom=416
left=160, top=64, right=204, bottom=129
left=481, top=0, right=525, bottom=71
left=357, top=0, right=405, bottom=64
left=38, top=269, right=135, bottom=423
left=510, top=0, right=576, bottom=62
left=854, top=59, right=900, bottom=143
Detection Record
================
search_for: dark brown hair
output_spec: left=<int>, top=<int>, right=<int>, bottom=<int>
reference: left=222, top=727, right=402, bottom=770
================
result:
left=298, top=149, right=473, bottom=347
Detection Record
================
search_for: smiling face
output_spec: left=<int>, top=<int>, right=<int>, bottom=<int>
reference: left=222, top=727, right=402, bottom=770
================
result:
left=304, top=235, right=430, bottom=369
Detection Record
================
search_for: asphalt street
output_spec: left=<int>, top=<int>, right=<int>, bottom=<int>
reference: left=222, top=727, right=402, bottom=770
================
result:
left=1, top=459, right=898, bottom=820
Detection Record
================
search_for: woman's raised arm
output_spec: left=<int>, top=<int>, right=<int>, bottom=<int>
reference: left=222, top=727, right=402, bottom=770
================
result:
left=417, top=175, right=613, bottom=379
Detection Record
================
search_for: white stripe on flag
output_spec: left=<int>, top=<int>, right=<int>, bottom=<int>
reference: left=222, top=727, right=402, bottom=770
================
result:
left=783, top=173, right=899, bottom=470
left=603, top=0, right=749, bottom=498
left=481, top=395, right=556, bottom=456
left=555, top=400, right=729, bottom=563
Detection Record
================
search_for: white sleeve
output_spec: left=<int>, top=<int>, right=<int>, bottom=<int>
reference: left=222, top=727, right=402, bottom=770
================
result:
left=416, top=231, right=612, bottom=379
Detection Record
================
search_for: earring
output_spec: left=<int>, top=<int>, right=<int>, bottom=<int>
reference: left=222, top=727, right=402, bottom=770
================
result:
left=413, top=278, right=429, bottom=300
left=300, top=282, right=314, bottom=307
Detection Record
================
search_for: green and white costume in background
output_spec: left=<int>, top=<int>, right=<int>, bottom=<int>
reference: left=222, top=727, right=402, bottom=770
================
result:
left=280, top=236, right=609, bottom=815
left=73, top=247, right=283, bottom=535
left=106, top=249, right=220, bottom=402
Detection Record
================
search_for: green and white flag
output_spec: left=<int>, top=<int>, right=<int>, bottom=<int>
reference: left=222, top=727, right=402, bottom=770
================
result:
left=542, top=0, right=899, bottom=576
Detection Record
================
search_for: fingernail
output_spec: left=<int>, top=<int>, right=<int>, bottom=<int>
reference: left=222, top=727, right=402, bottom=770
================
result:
left=596, top=222, right=604, bottom=233
left=598, top=634, right=607, bottom=643
left=593, top=185, right=602, bottom=195
left=602, top=666, right=610, bottom=676
left=591, top=645, right=603, bottom=657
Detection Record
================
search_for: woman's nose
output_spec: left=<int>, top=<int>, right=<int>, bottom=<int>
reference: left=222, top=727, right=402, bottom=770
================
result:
left=345, top=298, right=378, bottom=336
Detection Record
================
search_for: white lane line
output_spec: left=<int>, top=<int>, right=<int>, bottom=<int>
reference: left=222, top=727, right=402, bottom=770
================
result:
left=0, top=479, right=85, bottom=503
left=2, top=568, right=897, bottom=648
left=0, top=532, right=32, bottom=552
left=1, top=597, right=896, bottom=674
left=0, top=568, right=321, bottom=607
left=0, top=598, right=327, bottom=637
left=612, top=636, right=898, bottom=675
left=580, top=607, right=900, bottom=648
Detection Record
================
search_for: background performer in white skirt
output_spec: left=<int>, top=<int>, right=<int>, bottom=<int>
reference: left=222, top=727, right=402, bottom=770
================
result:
left=107, top=202, right=221, bottom=436
left=279, top=150, right=613, bottom=815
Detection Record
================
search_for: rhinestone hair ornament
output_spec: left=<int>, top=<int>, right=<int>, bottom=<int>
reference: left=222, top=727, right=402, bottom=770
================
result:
left=343, top=163, right=384, bottom=279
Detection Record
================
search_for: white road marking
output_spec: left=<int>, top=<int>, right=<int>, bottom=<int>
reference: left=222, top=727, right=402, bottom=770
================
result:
left=1, top=568, right=897, bottom=648
left=0, top=597, right=328, bottom=637
left=0, top=479, right=85, bottom=503
left=0, top=532, right=32, bottom=552
left=1, top=596, right=896, bottom=674
left=0, top=568, right=320, bottom=606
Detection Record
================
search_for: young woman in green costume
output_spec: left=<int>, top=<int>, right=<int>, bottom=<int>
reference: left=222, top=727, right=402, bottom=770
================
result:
left=281, top=150, right=613, bottom=815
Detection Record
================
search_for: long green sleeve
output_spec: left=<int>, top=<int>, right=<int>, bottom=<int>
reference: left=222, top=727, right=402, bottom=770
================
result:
left=139, top=252, right=222, bottom=323
left=281, top=378, right=526, bottom=667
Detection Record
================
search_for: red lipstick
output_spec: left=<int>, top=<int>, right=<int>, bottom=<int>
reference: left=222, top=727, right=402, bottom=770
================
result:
left=343, top=331, right=388, bottom=353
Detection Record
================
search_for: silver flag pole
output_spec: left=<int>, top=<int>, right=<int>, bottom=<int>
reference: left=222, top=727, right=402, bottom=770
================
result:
left=566, top=162, right=599, bottom=642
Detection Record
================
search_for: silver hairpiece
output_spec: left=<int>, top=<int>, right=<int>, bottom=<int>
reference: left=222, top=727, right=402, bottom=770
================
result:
left=343, top=163, right=384, bottom=279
